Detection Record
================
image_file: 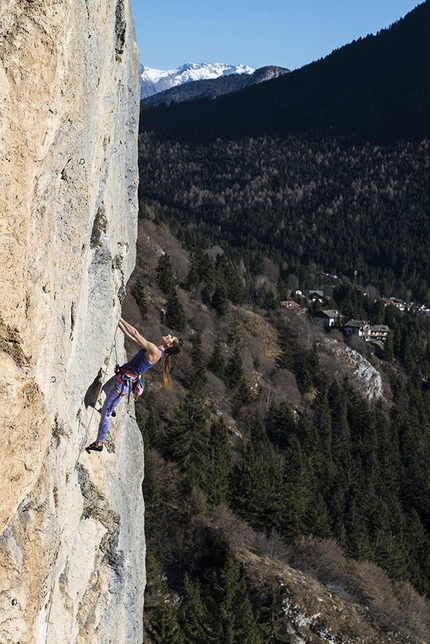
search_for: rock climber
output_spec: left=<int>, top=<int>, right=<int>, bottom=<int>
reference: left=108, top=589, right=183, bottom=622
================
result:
left=86, top=317, right=183, bottom=453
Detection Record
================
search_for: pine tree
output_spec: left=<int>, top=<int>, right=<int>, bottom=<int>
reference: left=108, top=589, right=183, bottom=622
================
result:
left=208, top=336, right=226, bottom=381
left=136, top=390, right=161, bottom=449
left=276, top=345, right=294, bottom=371
left=264, top=286, right=280, bottom=310
left=156, top=252, right=176, bottom=295
left=131, top=278, right=148, bottom=319
left=279, top=439, right=311, bottom=541
left=227, top=317, right=241, bottom=346
left=142, top=450, right=168, bottom=565
left=383, top=330, right=395, bottom=361
left=178, top=575, right=207, bottom=642
left=258, top=585, right=292, bottom=643
left=233, top=377, right=252, bottom=409
left=226, top=342, right=244, bottom=391
left=190, top=332, right=207, bottom=390
left=207, top=416, right=232, bottom=507
left=168, top=391, right=209, bottom=492
left=265, top=400, right=296, bottom=451
left=295, top=361, right=313, bottom=394
left=166, top=289, right=187, bottom=332
left=212, top=280, right=229, bottom=316
left=233, top=422, right=281, bottom=531
left=145, top=602, right=185, bottom=644
left=207, top=550, right=263, bottom=644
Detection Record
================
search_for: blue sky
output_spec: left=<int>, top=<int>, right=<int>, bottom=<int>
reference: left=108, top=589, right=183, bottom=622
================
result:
left=130, top=0, right=422, bottom=71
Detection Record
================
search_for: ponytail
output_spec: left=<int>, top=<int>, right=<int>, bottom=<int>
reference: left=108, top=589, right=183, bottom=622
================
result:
left=162, top=338, right=183, bottom=388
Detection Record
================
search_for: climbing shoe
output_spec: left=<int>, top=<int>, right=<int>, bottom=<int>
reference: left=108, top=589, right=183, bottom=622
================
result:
left=86, top=441, right=103, bottom=453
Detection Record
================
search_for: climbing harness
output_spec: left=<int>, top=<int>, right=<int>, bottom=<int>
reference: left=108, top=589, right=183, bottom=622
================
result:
left=114, top=368, right=145, bottom=404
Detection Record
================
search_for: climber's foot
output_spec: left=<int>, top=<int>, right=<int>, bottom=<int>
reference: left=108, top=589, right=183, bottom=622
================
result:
left=86, top=441, right=103, bottom=453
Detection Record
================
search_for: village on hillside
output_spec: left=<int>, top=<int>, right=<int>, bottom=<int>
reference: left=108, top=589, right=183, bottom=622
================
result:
left=280, top=290, right=430, bottom=347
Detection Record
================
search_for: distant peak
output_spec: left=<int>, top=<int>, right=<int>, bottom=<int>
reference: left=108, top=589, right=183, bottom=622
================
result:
left=140, top=62, right=255, bottom=99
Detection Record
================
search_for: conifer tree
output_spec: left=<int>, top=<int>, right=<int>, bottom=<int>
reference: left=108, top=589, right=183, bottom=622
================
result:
left=227, top=317, right=241, bottom=346
left=233, top=377, right=252, bottom=409
left=233, top=422, right=281, bottom=531
left=265, top=400, right=296, bottom=451
left=186, top=259, right=201, bottom=294
left=276, top=345, right=294, bottom=371
left=178, top=575, right=207, bottom=642
left=142, top=450, right=168, bottom=566
left=166, top=289, right=187, bottom=332
left=131, top=278, right=148, bottom=319
left=207, top=550, right=263, bottom=644
left=136, top=390, right=161, bottom=449
left=295, top=360, right=313, bottom=394
left=327, top=380, right=351, bottom=463
left=145, top=601, right=185, bottom=644
left=279, top=439, right=311, bottom=541
left=227, top=271, right=246, bottom=305
left=200, top=251, right=215, bottom=294
left=190, top=332, right=207, bottom=390
left=258, top=585, right=290, bottom=643
left=207, top=416, right=232, bottom=506
left=262, top=285, right=280, bottom=310
left=212, top=279, right=229, bottom=316
left=383, top=330, right=395, bottom=361
left=156, top=252, right=176, bottom=295
left=226, top=342, right=244, bottom=391
left=168, top=391, right=209, bottom=492
left=208, top=336, right=226, bottom=381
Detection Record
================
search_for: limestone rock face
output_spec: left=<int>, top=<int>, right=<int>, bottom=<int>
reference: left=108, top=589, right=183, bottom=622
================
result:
left=0, top=1, right=143, bottom=642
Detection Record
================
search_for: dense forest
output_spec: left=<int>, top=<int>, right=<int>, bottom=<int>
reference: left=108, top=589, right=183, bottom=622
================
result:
left=134, top=2, right=430, bottom=641
left=123, top=215, right=430, bottom=643
left=138, top=133, right=430, bottom=303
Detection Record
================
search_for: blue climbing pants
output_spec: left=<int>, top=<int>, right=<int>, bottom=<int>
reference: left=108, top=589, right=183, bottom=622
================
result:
left=96, top=375, right=130, bottom=443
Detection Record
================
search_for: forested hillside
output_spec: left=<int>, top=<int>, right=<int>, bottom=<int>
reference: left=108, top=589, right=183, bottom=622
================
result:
left=138, top=134, right=430, bottom=303
left=135, top=2, right=430, bottom=641
left=124, top=214, right=430, bottom=643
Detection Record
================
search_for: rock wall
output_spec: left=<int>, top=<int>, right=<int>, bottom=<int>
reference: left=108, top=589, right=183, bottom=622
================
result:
left=0, top=1, right=144, bottom=642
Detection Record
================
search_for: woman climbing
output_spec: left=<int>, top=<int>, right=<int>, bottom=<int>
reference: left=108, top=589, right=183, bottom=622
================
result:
left=86, top=318, right=183, bottom=453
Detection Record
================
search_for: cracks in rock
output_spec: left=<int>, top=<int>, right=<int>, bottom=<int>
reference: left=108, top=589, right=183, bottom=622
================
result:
left=0, top=316, right=29, bottom=369
left=90, top=202, right=107, bottom=251
left=114, top=0, right=126, bottom=56
left=76, top=465, right=124, bottom=584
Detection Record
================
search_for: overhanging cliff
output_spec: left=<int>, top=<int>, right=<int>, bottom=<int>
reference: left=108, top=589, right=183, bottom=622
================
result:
left=0, top=1, right=143, bottom=642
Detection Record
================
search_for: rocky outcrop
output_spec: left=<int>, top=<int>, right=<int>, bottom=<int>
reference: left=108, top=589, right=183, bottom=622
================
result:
left=0, top=1, right=143, bottom=642
left=323, top=338, right=383, bottom=401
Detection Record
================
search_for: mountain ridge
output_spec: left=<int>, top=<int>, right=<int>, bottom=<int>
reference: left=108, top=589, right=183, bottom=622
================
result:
left=142, top=65, right=290, bottom=107
left=140, top=61, right=255, bottom=99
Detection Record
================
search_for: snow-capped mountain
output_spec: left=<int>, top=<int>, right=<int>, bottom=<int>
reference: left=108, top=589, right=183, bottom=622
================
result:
left=140, top=62, right=254, bottom=100
left=143, top=66, right=291, bottom=107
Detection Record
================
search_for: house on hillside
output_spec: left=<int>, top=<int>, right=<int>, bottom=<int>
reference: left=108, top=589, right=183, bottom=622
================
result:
left=383, top=297, right=407, bottom=311
left=344, top=320, right=370, bottom=337
left=344, top=319, right=390, bottom=342
left=367, top=324, right=390, bottom=341
left=313, top=309, right=339, bottom=327
left=280, top=300, right=302, bottom=313
left=307, top=290, right=324, bottom=302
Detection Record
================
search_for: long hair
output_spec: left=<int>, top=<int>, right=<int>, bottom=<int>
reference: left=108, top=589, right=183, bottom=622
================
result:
left=163, top=338, right=183, bottom=388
